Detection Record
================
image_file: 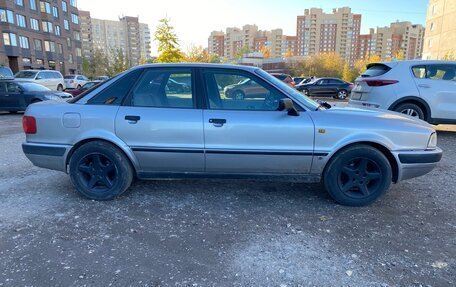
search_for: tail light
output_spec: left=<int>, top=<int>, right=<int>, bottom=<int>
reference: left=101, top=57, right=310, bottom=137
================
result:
left=363, top=80, right=399, bottom=87
left=23, top=116, right=37, bottom=134
left=349, top=83, right=354, bottom=89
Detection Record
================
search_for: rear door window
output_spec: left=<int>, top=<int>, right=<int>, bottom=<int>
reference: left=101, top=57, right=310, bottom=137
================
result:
left=412, top=66, right=426, bottom=79
left=361, top=64, right=391, bottom=78
left=426, top=65, right=455, bottom=81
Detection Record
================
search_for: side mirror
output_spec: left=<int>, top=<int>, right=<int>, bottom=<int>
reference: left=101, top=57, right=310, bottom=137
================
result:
left=278, top=98, right=300, bottom=116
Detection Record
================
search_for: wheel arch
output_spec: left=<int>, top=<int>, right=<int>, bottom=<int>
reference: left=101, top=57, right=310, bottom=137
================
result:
left=323, top=141, right=399, bottom=183
left=65, top=137, right=140, bottom=175
left=388, top=97, right=432, bottom=122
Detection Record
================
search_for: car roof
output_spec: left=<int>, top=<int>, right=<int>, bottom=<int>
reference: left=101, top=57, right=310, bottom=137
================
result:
left=131, top=63, right=260, bottom=72
left=376, top=60, right=456, bottom=68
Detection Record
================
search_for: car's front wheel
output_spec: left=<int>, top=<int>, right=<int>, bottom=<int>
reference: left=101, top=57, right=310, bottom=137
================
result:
left=394, top=103, right=425, bottom=120
left=57, top=84, right=64, bottom=91
left=232, top=90, right=245, bottom=100
left=336, top=89, right=348, bottom=100
left=302, top=88, right=309, bottom=96
left=323, top=144, right=392, bottom=206
left=69, top=141, right=133, bottom=200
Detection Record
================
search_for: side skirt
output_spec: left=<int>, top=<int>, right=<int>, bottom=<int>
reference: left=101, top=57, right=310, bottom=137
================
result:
left=136, top=171, right=321, bottom=183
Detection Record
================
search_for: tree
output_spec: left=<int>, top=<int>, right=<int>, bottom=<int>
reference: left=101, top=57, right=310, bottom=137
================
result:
left=154, top=18, right=183, bottom=63
left=442, top=50, right=455, bottom=60
left=283, top=49, right=294, bottom=59
left=342, top=63, right=356, bottom=82
left=393, top=49, right=405, bottom=60
left=108, top=49, right=130, bottom=75
left=235, top=45, right=251, bottom=59
left=260, top=46, right=271, bottom=59
left=81, top=48, right=110, bottom=79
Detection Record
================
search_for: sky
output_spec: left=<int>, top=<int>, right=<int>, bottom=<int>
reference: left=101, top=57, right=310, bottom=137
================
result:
left=77, top=0, right=429, bottom=56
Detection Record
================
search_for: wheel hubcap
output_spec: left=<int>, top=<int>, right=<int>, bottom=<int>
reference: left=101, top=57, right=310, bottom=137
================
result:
left=338, top=158, right=382, bottom=198
left=77, top=153, right=117, bottom=192
left=401, top=109, right=419, bottom=118
left=234, top=92, right=243, bottom=100
left=338, top=91, right=346, bottom=99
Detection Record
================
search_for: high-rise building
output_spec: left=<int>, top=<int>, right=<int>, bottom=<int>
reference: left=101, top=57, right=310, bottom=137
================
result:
left=296, top=7, right=361, bottom=64
left=281, top=36, right=297, bottom=57
left=208, top=31, right=224, bottom=57
left=422, top=0, right=456, bottom=60
left=79, top=11, right=151, bottom=66
left=0, top=0, right=82, bottom=74
left=359, top=21, right=425, bottom=61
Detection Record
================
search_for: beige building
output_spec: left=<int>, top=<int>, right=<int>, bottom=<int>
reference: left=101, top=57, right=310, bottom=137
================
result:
left=423, top=0, right=456, bottom=60
left=296, top=7, right=361, bottom=64
left=79, top=11, right=151, bottom=66
left=208, top=31, right=225, bottom=57
left=358, top=21, right=425, bottom=61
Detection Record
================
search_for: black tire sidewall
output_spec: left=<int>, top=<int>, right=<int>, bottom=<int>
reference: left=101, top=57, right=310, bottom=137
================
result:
left=69, top=141, right=133, bottom=200
left=324, top=145, right=392, bottom=206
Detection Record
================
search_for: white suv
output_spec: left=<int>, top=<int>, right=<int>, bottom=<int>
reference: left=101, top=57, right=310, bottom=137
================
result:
left=64, top=74, right=89, bottom=89
left=349, top=60, right=456, bottom=124
left=15, top=70, right=65, bottom=91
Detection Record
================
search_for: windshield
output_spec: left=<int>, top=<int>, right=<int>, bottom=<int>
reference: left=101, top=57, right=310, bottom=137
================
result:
left=256, top=69, right=320, bottom=111
left=0, top=67, right=13, bottom=78
left=82, top=82, right=97, bottom=89
left=15, top=71, right=38, bottom=79
left=64, top=75, right=76, bottom=79
left=20, top=82, right=51, bottom=92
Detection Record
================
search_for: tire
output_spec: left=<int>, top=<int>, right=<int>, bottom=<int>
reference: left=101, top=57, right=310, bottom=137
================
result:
left=337, top=89, right=348, bottom=100
left=77, top=85, right=82, bottom=89
left=302, top=89, right=309, bottom=96
left=57, top=84, right=64, bottom=91
left=233, top=90, right=245, bottom=100
left=323, top=144, right=392, bottom=206
left=69, top=141, right=134, bottom=200
left=394, top=103, right=425, bottom=120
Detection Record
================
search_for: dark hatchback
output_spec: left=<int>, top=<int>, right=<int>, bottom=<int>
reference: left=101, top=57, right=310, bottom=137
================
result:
left=66, top=81, right=102, bottom=96
left=296, top=78, right=354, bottom=100
left=0, top=80, right=73, bottom=113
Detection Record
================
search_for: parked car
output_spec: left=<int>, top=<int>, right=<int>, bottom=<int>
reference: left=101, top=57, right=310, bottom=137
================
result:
left=271, top=73, right=295, bottom=87
left=296, top=78, right=353, bottom=100
left=65, top=81, right=102, bottom=97
left=224, top=78, right=268, bottom=100
left=293, top=76, right=312, bottom=86
left=349, top=60, right=456, bottom=124
left=94, top=76, right=110, bottom=82
left=0, top=66, right=14, bottom=79
left=15, top=70, right=65, bottom=91
left=0, top=80, right=72, bottom=113
left=64, top=74, right=89, bottom=89
left=166, top=78, right=190, bottom=93
left=22, top=64, right=442, bottom=206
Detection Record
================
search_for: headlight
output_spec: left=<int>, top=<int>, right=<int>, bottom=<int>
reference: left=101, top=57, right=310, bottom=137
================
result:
left=427, top=132, right=437, bottom=149
left=44, top=94, right=64, bottom=101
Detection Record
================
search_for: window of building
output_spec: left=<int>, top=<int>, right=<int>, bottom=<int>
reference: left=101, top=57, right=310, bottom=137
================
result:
left=62, top=1, right=67, bottom=12
left=42, top=21, right=53, bottom=33
left=64, top=19, right=69, bottom=30
left=40, top=1, right=51, bottom=14
left=70, top=0, right=77, bottom=7
left=75, top=47, right=82, bottom=57
left=52, top=6, right=58, bottom=18
left=16, top=14, right=26, bottom=27
left=29, top=0, right=37, bottom=10
left=34, top=39, right=42, bottom=51
left=36, top=59, right=44, bottom=65
left=3, top=33, right=17, bottom=46
left=58, top=43, right=63, bottom=54
left=0, top=9, right=15, bottom=24
left=22, top=57, right=32, bottom=65
left=30, top=18, right=39, bottom=30
left=74, top=31, right=80, bottom=41
left=44, top=40, right=55, bottom=52
left=71, top=13, right=78, bottom=24
left=68, top=54, right=73, bottom=64
left=55, top=25, right=61, bottom=36
left=67, top=37, right=72, bottom=47
left=15, top=0, right=24, bottom=6
left=19, top=36, right=29, bottom=49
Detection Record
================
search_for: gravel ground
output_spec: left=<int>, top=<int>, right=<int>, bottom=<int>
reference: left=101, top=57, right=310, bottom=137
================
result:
left=0, top=112, right=455, bottom=287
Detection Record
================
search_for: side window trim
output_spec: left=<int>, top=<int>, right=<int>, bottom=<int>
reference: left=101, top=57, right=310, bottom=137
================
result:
left=200, top=68, right=302, bottom=112
left=123, top=67, right=197, bottom=109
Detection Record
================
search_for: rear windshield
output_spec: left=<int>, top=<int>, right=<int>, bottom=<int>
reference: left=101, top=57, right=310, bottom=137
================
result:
left=361, top=64, right=391, bottom=78
left=15, top=71, right=38, bottom=79
left=64, top=75, right=76, bottom=79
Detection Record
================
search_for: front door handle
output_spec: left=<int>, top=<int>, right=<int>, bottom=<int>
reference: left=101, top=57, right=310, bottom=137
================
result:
left=125, top=115, right=141, bottom=124
left=209, top=118, right=226, bottom=127
left=418, top=84, right=430, bottom=88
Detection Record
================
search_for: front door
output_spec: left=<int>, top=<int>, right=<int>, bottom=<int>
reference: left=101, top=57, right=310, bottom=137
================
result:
left=202, top=69, right=315, bottom=174
left=116, top=68, right=205, bottom=173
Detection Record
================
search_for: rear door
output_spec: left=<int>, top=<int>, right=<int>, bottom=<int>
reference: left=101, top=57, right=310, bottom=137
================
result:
left=5, top=82, right=25, bottom=109
left=201, top=69, right=315, bottom=174
left=0, top=82, right=10, bottom=110
left=115, top=68, right=205, bottom=173
left=413, top=64, right=456, bottom=120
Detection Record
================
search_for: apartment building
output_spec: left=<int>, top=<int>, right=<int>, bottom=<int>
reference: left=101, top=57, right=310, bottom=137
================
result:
left=281, top=36, right=297, bottom=57
left=79, top=11, right=151, bottom=66
left=423, top=0, right=456, bottom=60
left=208, top=30, right=224, bottom=57
left=359, top=21, right=425, bottom=61
left=0, top=0, right=82, bottom=74
left=296, top=7, right=361, bottom=64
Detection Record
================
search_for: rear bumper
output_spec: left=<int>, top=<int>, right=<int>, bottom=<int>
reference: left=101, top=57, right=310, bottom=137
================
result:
left=348, top=99, right=385, bottom=109
left=395, top=148, right=443, bottom=181
left=22, top=142, right=71, bottom=173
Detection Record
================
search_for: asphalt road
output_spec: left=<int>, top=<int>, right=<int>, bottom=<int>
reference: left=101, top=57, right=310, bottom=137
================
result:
left=0, top=112, right=455, bottom=287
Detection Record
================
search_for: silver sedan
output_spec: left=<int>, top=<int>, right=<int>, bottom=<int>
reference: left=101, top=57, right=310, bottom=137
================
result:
left=22, top=64, right=442, bottom=206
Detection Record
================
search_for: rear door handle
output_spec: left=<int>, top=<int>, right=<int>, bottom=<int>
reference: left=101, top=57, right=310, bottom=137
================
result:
left=125, top=115, right=141, bottom=123
left=418, top=84, right=430, bottom=88
left=209, top=118, right=226, bottom=127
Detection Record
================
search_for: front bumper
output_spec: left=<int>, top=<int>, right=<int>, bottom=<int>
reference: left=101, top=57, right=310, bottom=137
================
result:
left=395, top=148, right=443, bottom=181
left=22, top=142, right=72, bottom=173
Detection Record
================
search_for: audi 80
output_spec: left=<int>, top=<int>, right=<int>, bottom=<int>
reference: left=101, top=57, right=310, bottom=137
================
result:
left=22, top=64, right=442, bottom=206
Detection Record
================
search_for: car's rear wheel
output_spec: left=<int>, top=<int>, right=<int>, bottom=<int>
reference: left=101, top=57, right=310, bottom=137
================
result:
left=69, top=141, right=133, bottom=200
left=394, top=103, right=425, bottom=120
left=302, top=88, right=309, bottom=96
left=233, top=90, right=245, bottom=100
left=57, top=84, right=64, bottom=91
left=323, top=145, right=392, bottom=206
left=77, top=85, right=82, bottom=89
left=337, top=89, right=348, bottom=100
